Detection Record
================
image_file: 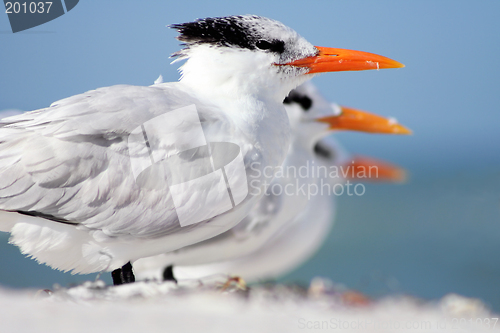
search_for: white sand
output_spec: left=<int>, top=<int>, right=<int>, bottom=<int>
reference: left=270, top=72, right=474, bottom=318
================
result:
left=0, top=277, right=497, bottom=333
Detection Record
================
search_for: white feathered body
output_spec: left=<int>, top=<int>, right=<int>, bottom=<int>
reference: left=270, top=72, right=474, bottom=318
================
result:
left=133, top=82, right=347, bottom=280
left=0, top=81, right=291, bottom=274
left=134, top=135, right=345, bottom=282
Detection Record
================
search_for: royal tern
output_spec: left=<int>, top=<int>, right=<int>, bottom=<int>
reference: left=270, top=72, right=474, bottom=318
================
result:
left=134, top=82, right=410, bottom=282
left=0, top=15, right=403, bottom=284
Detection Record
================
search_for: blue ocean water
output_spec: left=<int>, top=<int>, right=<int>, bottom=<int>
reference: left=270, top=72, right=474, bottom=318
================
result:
left=283, top=168, right=500, bottom=310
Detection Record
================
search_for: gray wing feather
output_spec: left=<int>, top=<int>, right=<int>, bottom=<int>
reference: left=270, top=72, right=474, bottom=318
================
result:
left=0, top=84, right=208, bottom=238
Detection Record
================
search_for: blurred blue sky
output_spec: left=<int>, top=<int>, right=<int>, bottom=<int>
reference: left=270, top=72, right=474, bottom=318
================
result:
left=1, top=0, right=500, bottom=308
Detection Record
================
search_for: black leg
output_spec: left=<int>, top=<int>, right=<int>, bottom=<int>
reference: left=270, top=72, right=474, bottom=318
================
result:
left=162, top=265, right=177, bottom=283
left=111, top=262, right=136, bottom=285
left=111, top=268, right=122, bottom=285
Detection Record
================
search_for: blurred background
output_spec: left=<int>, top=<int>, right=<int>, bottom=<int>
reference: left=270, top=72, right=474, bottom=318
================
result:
left=1, top=0, right=499, bottom=310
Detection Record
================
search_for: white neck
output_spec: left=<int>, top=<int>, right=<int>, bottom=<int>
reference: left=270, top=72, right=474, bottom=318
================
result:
left=173, top=45, right=314, bottom=168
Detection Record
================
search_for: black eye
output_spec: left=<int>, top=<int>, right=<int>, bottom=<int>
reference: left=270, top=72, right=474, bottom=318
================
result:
left=256, top=40, right=272, bottom=50
left=314, top=142, right=333, bottom=160
left=255, top=39, right=285, bottom=53
left=296, top=95, right=312, bottom=111
left=283, top=92, right=313, bottom=111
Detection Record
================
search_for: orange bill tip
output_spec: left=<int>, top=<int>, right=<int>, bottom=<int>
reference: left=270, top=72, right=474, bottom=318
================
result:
left=316, top=106, right=412, bottom=135
left=343, top=156, right=407, bottom=183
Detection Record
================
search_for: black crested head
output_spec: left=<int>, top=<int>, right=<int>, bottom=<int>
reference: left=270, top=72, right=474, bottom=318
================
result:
left=170, top=15, right=287, bottom=54
left=283, top=90, right=313, bottom=111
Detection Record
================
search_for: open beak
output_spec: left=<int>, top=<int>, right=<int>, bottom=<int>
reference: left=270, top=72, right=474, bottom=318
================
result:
left=316, top=106, right=412, bottom=134
left=282, top=46, right=404, bottom=74
left=343, top=155, right=407, bottom=183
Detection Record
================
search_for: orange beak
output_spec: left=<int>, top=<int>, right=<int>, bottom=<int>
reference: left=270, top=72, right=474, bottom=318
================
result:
left=343, top=155, right=407, bottom=183
left=281, top=46, right=404, bottom=74
left=316, top=106, right=412, bottom=135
